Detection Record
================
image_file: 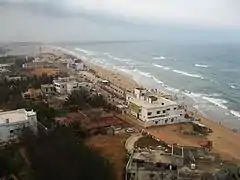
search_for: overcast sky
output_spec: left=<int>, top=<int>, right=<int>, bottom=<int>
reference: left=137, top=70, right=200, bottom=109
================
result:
left=0, top=0, right=240, bottom=42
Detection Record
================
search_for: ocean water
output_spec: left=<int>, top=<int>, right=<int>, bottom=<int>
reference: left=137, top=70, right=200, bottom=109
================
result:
left=63, top=42, right=240, bottom=129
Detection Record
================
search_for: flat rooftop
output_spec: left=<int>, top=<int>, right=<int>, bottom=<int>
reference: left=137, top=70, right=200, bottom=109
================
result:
left=129, top=96, right=177, bottom=109
left=0, top=109, right=36, bottom=125
left=132, top=150, right=173, bottom=165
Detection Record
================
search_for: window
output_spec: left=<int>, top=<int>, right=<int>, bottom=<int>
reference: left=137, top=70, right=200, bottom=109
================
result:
left=171, top=118, right=174, bottom=122
left=174, top=107, right=177, bottom=110
left=147, top=112, right=152, bottom=116
left=157, top=111, right=161, bottom=114
left=167, top=108, right=170, bottom=111
left=165, top=119, right=168, bottom=123
left=180, top=114, right=183, bottom=116
left=161, top=103, right=164, bottom=105
left=163, top=110, right=166, bottom=113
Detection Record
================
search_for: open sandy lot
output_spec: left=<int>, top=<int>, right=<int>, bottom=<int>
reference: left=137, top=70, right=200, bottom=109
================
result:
left=87, top=135, right=128, bottom=180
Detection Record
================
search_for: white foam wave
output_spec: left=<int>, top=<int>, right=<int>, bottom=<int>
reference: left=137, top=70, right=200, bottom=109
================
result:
left=151, top=76, right=164, bottom=85
left=153, top=56, right=166, bottom=60
left=105, top=53, right=132, bottom=62
left=152, top=63, right=170, bottom=70
left=230, top=85, right=236, bottom=89
left=195, top=64, right=208, bottom=68
left=165, top=86, right=180, bottom=93
left=173, top=69, right=204, bottom=79
left=74, top=48, right=95, bottom=55
left=47, top=46, right=87, bottom=60
left=230, top=110, right=240, bottom=118
left=133, top=69, right=151, bottom=78
left=202, top=96, right=228, bottom=110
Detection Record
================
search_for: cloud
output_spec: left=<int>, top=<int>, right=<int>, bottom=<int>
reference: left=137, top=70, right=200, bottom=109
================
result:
left=1, top=0, right=240, bottom=28
left=0, top=0, right=240, bottom=42
left=68, top=0, right=240, bottom=28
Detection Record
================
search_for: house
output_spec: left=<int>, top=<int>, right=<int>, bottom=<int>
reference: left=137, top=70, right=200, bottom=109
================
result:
left=22, top=88, right=42, bottom=100
left=126, top=148, right=184, bottom=180
left=0, top=109, right=37, bottom=144
left=41, top=84, right=56, bottom=94
left=53, top=77, right=83, bottom=94
left=127, top=88, right=187, bottom=127
left=67, top=59, right=84, bottom=71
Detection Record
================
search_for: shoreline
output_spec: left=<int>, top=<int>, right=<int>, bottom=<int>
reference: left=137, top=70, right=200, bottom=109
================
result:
left=88, top=60, right=240, bottom=161
left=42, top=46, right=240, bottom=161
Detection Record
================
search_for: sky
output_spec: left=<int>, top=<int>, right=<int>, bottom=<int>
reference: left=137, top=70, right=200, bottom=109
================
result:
left=0, top=0, right=240, bottom=42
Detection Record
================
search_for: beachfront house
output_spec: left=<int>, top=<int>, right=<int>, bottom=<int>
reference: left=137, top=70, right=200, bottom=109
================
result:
left=53, top=77, right=84, bottom=94
left=127, top=88, right=187, bottom=127
left=0, top=109, right=38, bottom=145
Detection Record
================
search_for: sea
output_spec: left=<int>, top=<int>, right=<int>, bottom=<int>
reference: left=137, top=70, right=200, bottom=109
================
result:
left=3, top=42, right=240, bottom=129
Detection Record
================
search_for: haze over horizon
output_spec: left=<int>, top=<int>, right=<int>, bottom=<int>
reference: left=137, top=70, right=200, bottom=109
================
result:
left=1, top=0, right=240, bottom=43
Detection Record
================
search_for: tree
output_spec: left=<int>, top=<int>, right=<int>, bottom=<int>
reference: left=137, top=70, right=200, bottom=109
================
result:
left=22, top=126, right=114, bottom=180
left=65, top=88, right=90, bottom=109
left=88, top=94, right=107, bottom=108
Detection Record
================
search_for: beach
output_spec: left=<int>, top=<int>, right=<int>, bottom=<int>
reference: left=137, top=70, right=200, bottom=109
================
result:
left=77, top=53, right=240, bottom=161
left=18, top=45, right=240, bottom=161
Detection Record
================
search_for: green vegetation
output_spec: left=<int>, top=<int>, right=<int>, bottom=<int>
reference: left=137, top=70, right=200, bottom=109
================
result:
left=65, top=88, right=108, bottom=110
left=0, top=75, right=53, bottom=109
left=20, top=126, right=114, bottom=180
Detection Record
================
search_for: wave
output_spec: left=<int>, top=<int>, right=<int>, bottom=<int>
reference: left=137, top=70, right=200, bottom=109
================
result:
left=195, top=64, right=208, bottom=68
left=133, top=69, right=152, bottom=78
left=165, top=86, right=180, bottom=93
left=74, top=48, right=95, bottom=56
left=105, top=53, right=132, bottom=62
left=202, top=96, right=228, bottom=110
left=153, top=56, right=166, bottom=60
left=173, top=69, right=204, bottom=79
left=151, top=76, right=164, bottom=85
left=152, top=63, right=170, bottom=70
left=230, top=110, right=240, bottom=118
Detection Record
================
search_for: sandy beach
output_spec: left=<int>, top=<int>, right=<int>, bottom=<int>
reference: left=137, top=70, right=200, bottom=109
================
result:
left=85, top=60, right=240, bottom=161
left=49, top=46, right=240, bottom=161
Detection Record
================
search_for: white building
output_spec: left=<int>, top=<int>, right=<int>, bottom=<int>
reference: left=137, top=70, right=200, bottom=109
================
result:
left=66, top=59, right=84, bottom=71
left=0, top=109, right=37, bottom=144
left=127, top=88, right=187, bottom=127
left=53, top=77, right=84, bottom=94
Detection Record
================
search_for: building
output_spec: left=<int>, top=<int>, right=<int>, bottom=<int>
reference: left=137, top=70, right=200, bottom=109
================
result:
left=22, top=61, right=53, bottom=69
left=22, top=88, right=42, bottom=100
left=0, top=109, right=37, bottom=144
left=66, top=59, right=84, bottom=71
left=53, top=77, right=83, bottom=94
left=41, top=84, right=56, bottom=95
left=126, top=148, right=184, bottom=180
left=127, top=88, right=187, bottom=127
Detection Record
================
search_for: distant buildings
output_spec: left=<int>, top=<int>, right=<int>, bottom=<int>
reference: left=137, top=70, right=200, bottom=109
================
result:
left=22, top=61, right=53, bottom=69
left=0, top=109, right=37, bottom=144
left=127, top=88, right=187, bottom=127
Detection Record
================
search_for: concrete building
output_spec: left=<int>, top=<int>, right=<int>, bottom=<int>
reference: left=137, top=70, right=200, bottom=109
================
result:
left=53, top=77, right=83, bottom=94
left=41, top=84, right=56, bottom=95
left=126, top=148, right=184, bottom=180
left=22, top=88, right=42, bottom=100
left=127, top=88, right=187, bottom=127
left=66, top=59, right=84, bottom=71
left=0, top=109, right=37, bottom=144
